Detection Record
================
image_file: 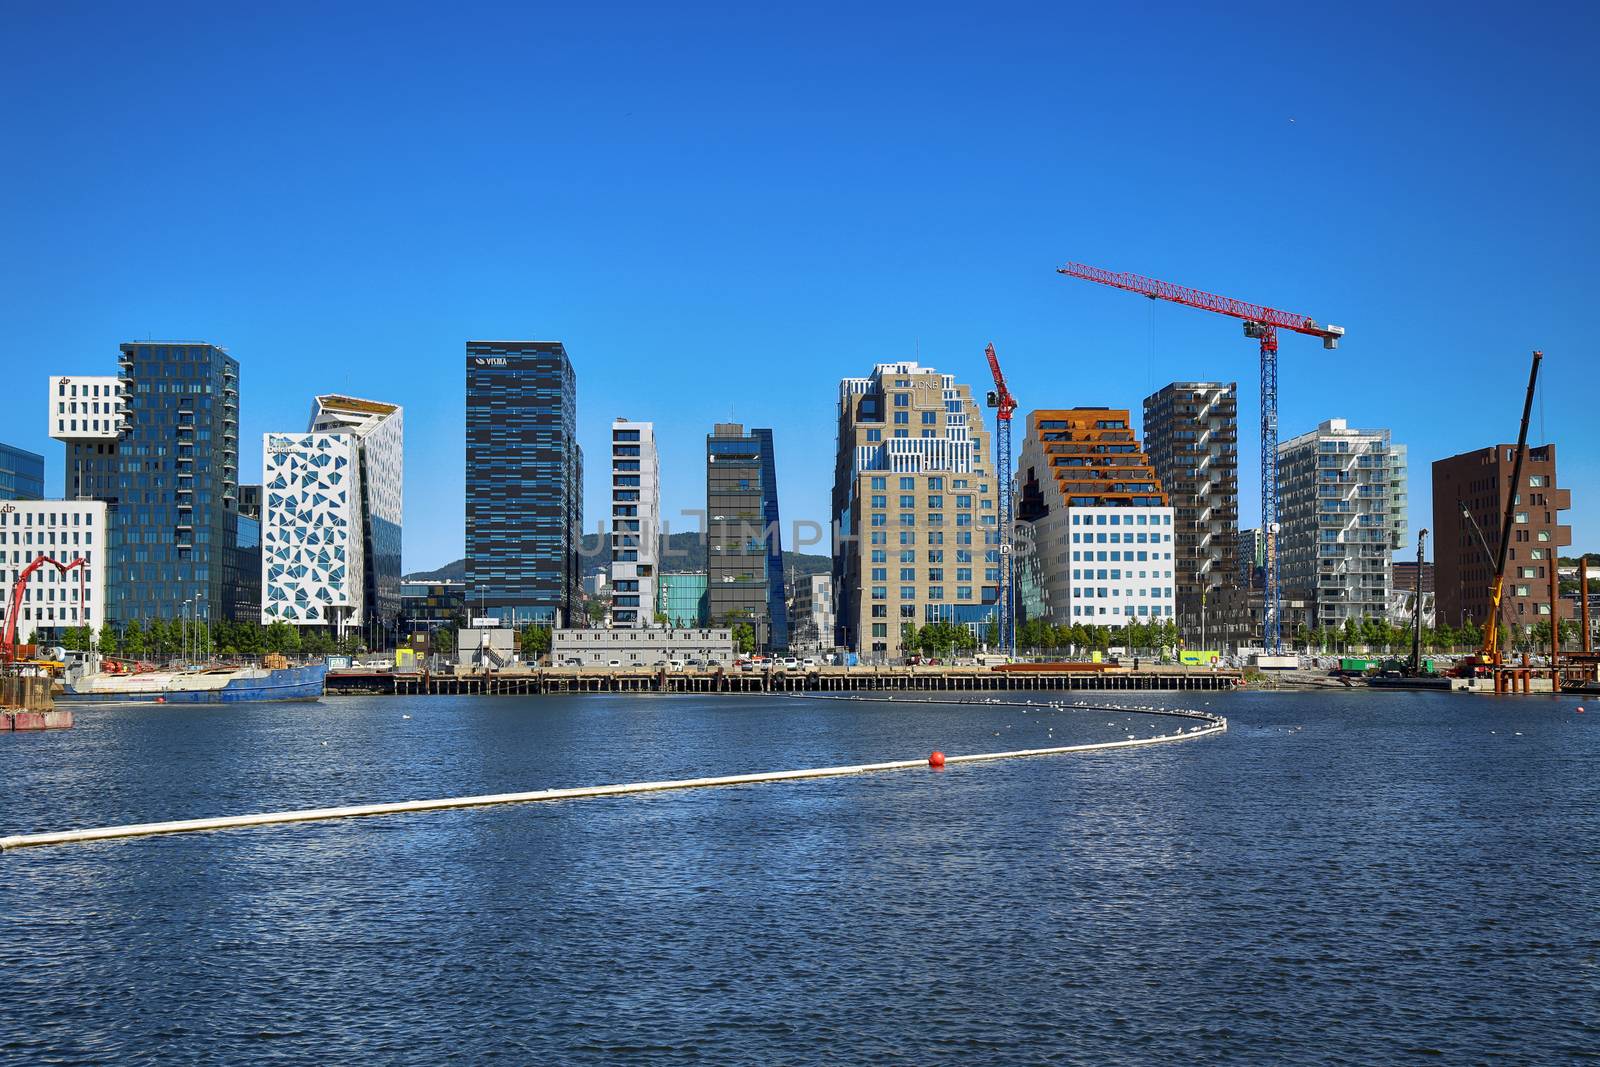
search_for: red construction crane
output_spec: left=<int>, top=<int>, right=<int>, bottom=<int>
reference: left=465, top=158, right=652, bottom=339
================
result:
left=984, top=343, right=1018, bottom=654
left=1057, top=262, right=1345, bottom=653
left=2, top=555, right=90, bottom=663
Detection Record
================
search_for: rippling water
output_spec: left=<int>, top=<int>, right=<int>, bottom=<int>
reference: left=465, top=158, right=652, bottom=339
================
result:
left=2, top=690, right=1596, bottom=1064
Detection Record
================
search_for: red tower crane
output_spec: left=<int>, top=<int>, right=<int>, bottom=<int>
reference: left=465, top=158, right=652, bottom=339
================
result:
left=1057, top=263, right=1345, bottom=653
left=2, top=555, right=90, bottom=664
left=984, top=343, right=1018, bottom=654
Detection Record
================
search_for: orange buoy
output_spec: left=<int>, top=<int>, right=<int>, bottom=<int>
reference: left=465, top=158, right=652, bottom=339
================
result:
left=1578, top=706, right=1586, bottom=713
left=928, top=750, right=946, bottom=769
left=155, top=697, right=166, bottom=704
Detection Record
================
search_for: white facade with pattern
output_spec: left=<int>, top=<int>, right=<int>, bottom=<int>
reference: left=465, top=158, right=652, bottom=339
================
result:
left=261, top=433, right=365, bottom=628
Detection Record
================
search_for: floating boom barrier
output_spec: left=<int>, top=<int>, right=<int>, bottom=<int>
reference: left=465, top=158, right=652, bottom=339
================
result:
left=0, top=699, right=1224, bottom=851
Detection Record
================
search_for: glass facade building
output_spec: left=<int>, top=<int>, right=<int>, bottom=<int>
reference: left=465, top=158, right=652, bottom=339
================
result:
left=465, top=341, right=582, bottom=627
left=706, top=423, right=788, bottom=650
left=54, top=342, right=247, bottom=625
left=656, top=572, right=709, bottom=627
left=0, top=442, right=44, bottom=500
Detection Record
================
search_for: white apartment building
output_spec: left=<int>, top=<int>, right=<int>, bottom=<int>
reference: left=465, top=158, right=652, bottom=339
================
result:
left=0, top=500, right=109, bottom=643
left=609, top=419, right=660, bottom=628
left=790, top=573, right=835, bottom=650
left=1277, top=418, right=1407, bottom=629
left=1015, top=409, right=1175, bottom=629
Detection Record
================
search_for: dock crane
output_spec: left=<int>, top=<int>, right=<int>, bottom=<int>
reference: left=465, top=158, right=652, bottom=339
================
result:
left=1472, top=350, right=1543, bottom=672
left=984, top=343, right=1018, bottom=654
left=1, top=555, right=89, bottom=665
left=1057, top=263, right=1344, bottom=653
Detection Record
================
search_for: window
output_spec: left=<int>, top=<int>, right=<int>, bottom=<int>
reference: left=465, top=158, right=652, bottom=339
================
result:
left=1514, top=512, right=1528, bottom=523
left=921, top=411, right=936, bottom=424
left=894, top=393, right=910, bottom=407
left=871, top=476, right=886, bottom=490
left=894, top=411, right=909, bottom=425
left=900, top=478, right=915, bottom=490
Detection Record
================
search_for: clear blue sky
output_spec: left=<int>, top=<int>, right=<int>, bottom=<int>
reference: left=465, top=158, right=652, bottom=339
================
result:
left=3, top=2, right=1594, bottom=571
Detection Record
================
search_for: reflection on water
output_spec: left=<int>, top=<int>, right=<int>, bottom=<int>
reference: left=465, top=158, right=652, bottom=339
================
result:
left=1, top=690, right=1594, bottom=1064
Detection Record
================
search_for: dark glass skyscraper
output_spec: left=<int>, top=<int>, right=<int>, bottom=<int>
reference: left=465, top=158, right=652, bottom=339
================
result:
left=0, top=442, right=44, bottom=500
left=57, top=342, right=247, bottom=624
left=465, top=341, right=582, bottom=626
left=706, top=423, right=788, bottom=650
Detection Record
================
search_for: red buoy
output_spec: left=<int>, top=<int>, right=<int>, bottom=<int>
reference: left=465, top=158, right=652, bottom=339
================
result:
left=155, top=697, right=166, bottom=704
left=928, top=750, right=946, bottom=769
left=1579, top=706, right=1586, bottom=713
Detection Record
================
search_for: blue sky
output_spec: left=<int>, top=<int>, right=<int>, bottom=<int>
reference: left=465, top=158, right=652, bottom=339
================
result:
left=3, top=2, right=1594, bottom=571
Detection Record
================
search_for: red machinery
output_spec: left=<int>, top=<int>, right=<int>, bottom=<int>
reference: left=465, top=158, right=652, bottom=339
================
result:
left=2, top=555, right=90, bottom=664
left=984, top=343, right=1018, bottom=654
left=1057, top=262, right=1344, bottom=653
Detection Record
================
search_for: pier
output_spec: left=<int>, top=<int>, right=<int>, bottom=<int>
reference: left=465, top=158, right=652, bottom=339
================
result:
left=327, top=665, right=1245, bottom=697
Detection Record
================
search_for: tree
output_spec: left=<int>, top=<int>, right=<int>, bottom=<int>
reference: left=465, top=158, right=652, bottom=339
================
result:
left=98, top=621, right=119, bottom=656
left=519, top=624, right=551, bottom=659
left=985, top=619, right=999, bottom=648
left=731, top=621, right=755, bottom=655
left=900, top=623, right=920, bottom=656
left=264, top=621, right=302, bottom=655
left=122, top=620, right=146, bottom=658
left=586, top=599, right=608, bottom=627
left=301, top=628, right=335, bottom=656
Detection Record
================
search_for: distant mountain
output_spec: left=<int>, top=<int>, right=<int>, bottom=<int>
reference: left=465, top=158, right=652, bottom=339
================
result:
left=404, top=559, right=465, bottom=581
left=405, top=533, right=830, bottom=585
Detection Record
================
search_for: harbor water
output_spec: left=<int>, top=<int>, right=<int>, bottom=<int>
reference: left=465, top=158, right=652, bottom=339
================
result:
left=1, top=690, right=1596, bottom=1064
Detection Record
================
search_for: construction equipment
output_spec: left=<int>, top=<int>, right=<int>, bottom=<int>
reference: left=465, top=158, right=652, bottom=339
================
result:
left=1410, top=529, right=1429, bottom=675
left=984, top=342, right=1018, bottom=654
left=1479, top=351, right=1543, bottom=669
left=1057, top=263, right=1344, bottom=653
left=2, top=555, right=89, bottom=665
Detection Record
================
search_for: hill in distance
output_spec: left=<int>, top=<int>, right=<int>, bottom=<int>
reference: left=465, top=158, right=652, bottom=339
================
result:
left=405, top=532, right=830, bottom=583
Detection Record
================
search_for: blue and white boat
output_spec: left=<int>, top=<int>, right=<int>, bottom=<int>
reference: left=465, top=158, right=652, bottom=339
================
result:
left=61, top=663, right=326, bottom=704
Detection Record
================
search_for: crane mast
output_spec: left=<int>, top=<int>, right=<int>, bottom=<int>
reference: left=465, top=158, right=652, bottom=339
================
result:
left=1479, top=351, right=1543, bottom=668
left=2, top=555, right=90, bottom=664
left=984, top=343, right=1017, bottom=655
left=1057, top=263, right=1344, bottom=654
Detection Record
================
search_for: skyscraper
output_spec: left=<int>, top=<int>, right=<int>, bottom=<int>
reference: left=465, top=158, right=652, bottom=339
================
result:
left=707, top=423, right=787, bottom=649
left=465, top=341, right=581, bottom=627
left=261, top=393, right=403, bottom=640
left=1432, top=443, right=1572, bottom=633
left=831, top=362, right=997, bottom=659
left=0, top=442, right=44, bottom=501
left=48, top=343, right=247, bottom=624
left=609, top=419, right=659, bottom=628
left=309, top=394, right=404, bottom=636
left=1015, top=408, right=1175, bottom=628
left=1276, top=418, right=1407, bottom=631
left=1143, top=382, right=1241, bottom=643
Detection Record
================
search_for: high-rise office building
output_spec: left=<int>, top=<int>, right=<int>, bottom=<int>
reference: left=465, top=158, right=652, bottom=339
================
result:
left=48, top=344, right=247, bottom=624
left=309, top=394, right=404, bottom=635
left=707, top=423, right=788, bottom=649
left=831, top=362, right=997, bottom=658
left=1143, top=383, right=1240, bottom=641
left=1015, top=408, right=1175, bottom=628
left=1432, top=443, right=1572, bottom=632
left=465, top=341, right=582, bottom=627
left=1276, top=418, right=1407, bottom=630
left=262, top=433, right=366, bottom=631
left=236, top=484, right=263, bottom=522
left=609, top=419, right=659, bottom=628
left=0, top=442, right=44, bottom=501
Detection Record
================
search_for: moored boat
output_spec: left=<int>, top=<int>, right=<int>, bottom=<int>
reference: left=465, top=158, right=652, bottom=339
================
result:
left=61, top=663, right=326, bottom=704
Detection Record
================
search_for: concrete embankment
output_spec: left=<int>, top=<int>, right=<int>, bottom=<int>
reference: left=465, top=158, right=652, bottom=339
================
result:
left=327, top=665, right=1245, bottom=697
left=1, top=675, right=71, bottom=731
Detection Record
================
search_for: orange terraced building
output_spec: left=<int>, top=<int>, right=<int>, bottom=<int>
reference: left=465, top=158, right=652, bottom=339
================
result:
left=1015, top=409, right=1176, bottom=628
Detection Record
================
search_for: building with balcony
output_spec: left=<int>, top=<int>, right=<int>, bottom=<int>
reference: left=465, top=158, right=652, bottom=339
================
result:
left=0, top=442, right=44, bottom=501
left=1015, top=408, right=1175, bottom=628
left=1432, top=443, right=1572, bottom=631
left=465, top=341, right=582, bottom=627
left=831, top=362, right=998, bottom=659
left=49, top=343, right=247, bottom=625
left=1276, top=419, right=1407, bottom=630
left=707, top=423, right=787, bottom=649
left=0, top=500, right=108, bottom=644
left=1143, top=382, right=1241, bottom=643
left=609, top=419, right=659, bottom=628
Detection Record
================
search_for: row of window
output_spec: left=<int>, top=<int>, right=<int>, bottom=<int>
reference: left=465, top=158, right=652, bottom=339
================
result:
left=1071, top=604, right=1171, bottom=617
left=869, top=586, right=977, bottom=602
left=867, top=476, right=985, bottom=492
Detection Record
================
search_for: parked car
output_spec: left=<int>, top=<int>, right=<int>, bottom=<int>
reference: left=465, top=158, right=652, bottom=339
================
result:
left=607, top=659, right=621, bottom=667
left=801, top=657, right=818, bottom=669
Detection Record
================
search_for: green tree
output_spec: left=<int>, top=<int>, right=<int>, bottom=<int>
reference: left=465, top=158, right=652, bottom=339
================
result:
left=519, top=624, right=552, bottom=659
left=302, top=628, right=335, bottom=656
left=264, top=621, right=302, bottom=655
left=900, top=623, right=920, bottom=657
left=985, top=619, right=999, bottom=648
left=122, top=620, right=146, bottom=657
left=731, top=621, right=755, bottom=655
left=98, top=621, right=120, bottom=656
left=146, top=618, right=173, bottom=659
